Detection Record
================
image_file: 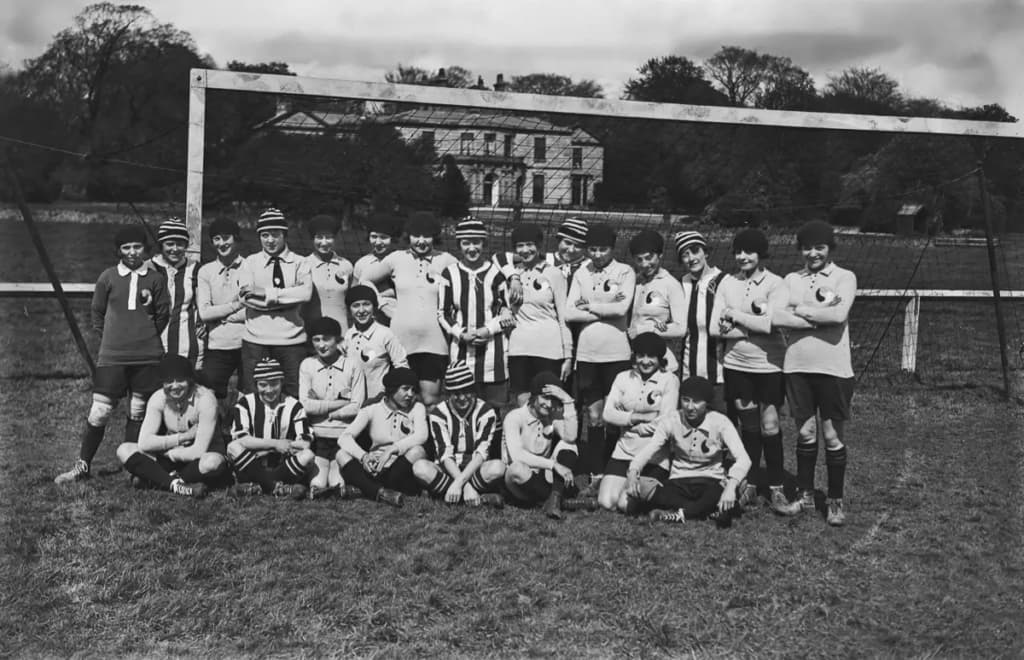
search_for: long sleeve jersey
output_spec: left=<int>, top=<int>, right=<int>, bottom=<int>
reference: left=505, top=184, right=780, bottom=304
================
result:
left=680, top=266, right=727, bottom=383
left=777, top=263, right=857, bottom=378
left=196, top=256, right=245, bottom=351
left=237, top=247, right=313, bottom=346
left=342, top=322, right=409, bottom=399
left=508, top=261, right=572, bottom=361
left=429, top=399, right=499, bottom=469
left=150, top=254, right=203, bottom=366
left=602, top=368, right=680, bottom=460
left=502, top=404, right=578, bottom=470
left=304, top=252, right=354, bottom=332
left=92, top=262, right=169, bottom=366
left=353, top=253, right=397, bottom=319
left=298, top=354, right=366, bottom=439
left=564, top=259, right=636, bottom=363
left=630, top=268, right=687, bottom=372
left=339, top=399, right=429, bottom=455
left=629, top=410, right=749, bottom=483
left=437, top=260, right=510, bottom=383
left=709, top=269, right=788, bottom=373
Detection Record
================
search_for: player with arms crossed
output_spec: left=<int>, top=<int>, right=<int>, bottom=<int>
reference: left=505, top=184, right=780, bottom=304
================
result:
left=412, top=362, right=506, bottom=506
left=771, top=220, right=857, bottom=526
left=335, top=367, right=429, bottom=507
left=503, top=371, right=579, bottom=519
left=116, top=355, right=228, bottom=497
left=150, top=218, right=203, bottom=368
left=710, top=228, right=790, bottom=512
left=56, top=226, right=170, bottom=484
left=227, top=357, right=314, bottom=499
left=627, top=376, right=750, bottom=524
left=299, top=317, right=366, bottom=499
left=600, top=333, right=678, bottom=513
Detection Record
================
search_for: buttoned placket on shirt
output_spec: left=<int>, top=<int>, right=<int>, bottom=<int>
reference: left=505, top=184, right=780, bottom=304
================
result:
left=116, top=262, right=149, bottom=311
left=409, top=249, right=438, bottom=284
left=348, top=324, right=380, bottom=362
left=317, top=355, right=346, bottom=397
left=312, top=253, right=347, bottom=285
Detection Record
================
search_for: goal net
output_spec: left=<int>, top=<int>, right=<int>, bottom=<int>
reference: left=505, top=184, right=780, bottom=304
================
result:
left=188, top=69, right=1024, bottom=392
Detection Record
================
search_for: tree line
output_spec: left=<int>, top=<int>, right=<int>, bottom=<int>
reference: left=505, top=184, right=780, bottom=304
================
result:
left=1, top=3, right=1020, bottom=232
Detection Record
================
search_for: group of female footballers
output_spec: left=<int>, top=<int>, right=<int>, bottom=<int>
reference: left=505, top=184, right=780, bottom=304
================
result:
left=54, top=207, right=857, bottom=527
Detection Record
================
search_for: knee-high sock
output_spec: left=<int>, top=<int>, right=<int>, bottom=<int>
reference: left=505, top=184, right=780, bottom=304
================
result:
left=124, top=452, right=174, bottom=489
left=340, top=460, right=382, bottom=498
left=762, top=432, right=784, bottom=487
left=579, top=425, right=607, bottom=476
left=737, top=409, right=762, bottom=483
left=553, top=450, right=578, bottom=496
left=426, top=470, right=455, bottom=497
left=796, top=441, right=818, bottom=493
left=521, top=471, right=551, bottom=502
left=267, top=454, right=307, bottom=485
left=468, top=470, right=494, bottom=493
left=231, top=450, right=277, bottom=493
left=382, top=456, right=419, bottom=495
left=79, top=423, right=106, bottom=464
left=825, top=446, right=847, bottom=499
left=124, top=418, right=142, bottom=446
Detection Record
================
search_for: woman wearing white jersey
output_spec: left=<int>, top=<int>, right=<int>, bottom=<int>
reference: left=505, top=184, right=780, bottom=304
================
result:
left=710, top=228, right=789, bottom=513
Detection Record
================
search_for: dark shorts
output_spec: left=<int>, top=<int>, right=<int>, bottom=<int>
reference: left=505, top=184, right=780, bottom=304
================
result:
left=724, top=369, right=785, bottom=408
left=93, top=364, right=161, bottom=399
left=786, top=372, right=855, bottom=425
left=407, top=352, right=448, bottom=382
left=200, top=348, right=242, bottom=399
left=604, top=458, right=669, bottom=481
left=576, top=360, right=631, bottom=406
left=509, top=356, right=563, bottom=393
left=312, top=435, right=341, bottom=460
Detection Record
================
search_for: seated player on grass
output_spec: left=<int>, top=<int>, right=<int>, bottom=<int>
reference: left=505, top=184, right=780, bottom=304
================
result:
left=299, top=317, right=366, bottom=500
left=599, top=332, right=678, bottom=513
left=502, top=371, right=580, bottom=519
left=226, top=357, right=314, bottom=499
left=770, top=220, right=857, bottom=526
left=709, top=228, right=790, bottom=513
left=627, top=376, right=750, bottom=524
left=335, top=367, right=428, bottom=507
left=55, top=226, right=169, bottom=484
left=116, top=355, right=227, bottom=497
left=342, top=285, right=408, bottom=401
left=412, top=362, right=505, bottom=506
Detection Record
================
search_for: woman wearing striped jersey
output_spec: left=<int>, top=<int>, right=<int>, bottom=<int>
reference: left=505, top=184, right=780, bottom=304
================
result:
left=506, top=223, right=573, bottom=406
left=412, top=362, right=506, bottom=506
left=302, top=214, right=354, bottom=332
left=628, top=376, right=750, bottom=524
left=564, top=222, right=636, bottom=485
left=673, top=231, right=727, bottom=390
left=342, top=285, right=408, bottom=401
left=360, top=211, right=457, bottom=406
left=299, top=317, right=366, bottom=499
left=627, top=229, right=687, bottom=373
left=335, top=367, right=429, bottom=507
left=150, top=219, right=204, bottom=368
left=599, top=333, right=678, bottom=513
left=710, top=228, right=790, bottom=513
left=116, top=354, right=227, bottom=498
left=227, top=357, right=315, bottom=499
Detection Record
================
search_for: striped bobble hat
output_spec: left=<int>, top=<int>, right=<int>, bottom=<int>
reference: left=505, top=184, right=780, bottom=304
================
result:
left=556, top=217, right=588, bottom=245
left=672, top=230, right=707, bottom=256
left=257, top=207, right=288, bottom=233
left=455, top=217, right=488, bottom=241
left=157, top=218, right=189, bottom=244
left=444, top=361, right=476, bottom=392
left=252, top=357, right=284, bottom=381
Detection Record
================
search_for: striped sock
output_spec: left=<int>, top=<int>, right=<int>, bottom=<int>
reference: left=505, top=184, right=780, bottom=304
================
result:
left=427, top=471, right=454, bottom=497
left=825, top=446, right=847, bottom=499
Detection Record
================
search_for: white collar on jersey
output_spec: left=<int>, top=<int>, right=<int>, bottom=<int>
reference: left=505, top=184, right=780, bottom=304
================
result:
left=117, top=262, right=149, bottom=277
left=799, top=262, right=835, bottom=277
left=260, top=247, right=295, bottom=265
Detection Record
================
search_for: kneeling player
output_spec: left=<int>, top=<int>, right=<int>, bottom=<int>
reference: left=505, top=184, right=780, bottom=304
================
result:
left=627, top=376, right=750, bottom=523
left=335, top=367, right=428, bottom=507
left=599, top=333, right=677, bottom=513
left=116, top=355, right=228, bottom=497
left=503, top=371, right=579, bottom=519
left=226, top=358, right=314, bottom=499
left=299, top=317, right=366, bottom=499
left=412, top=362, right=505, bottom=506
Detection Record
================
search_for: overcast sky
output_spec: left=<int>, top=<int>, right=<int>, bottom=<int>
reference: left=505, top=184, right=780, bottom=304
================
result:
left=4, top=0, right=1021, bottom=115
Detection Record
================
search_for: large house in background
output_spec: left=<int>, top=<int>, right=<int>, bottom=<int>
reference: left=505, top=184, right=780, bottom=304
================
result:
left=263, top=103, right=604, bottom=209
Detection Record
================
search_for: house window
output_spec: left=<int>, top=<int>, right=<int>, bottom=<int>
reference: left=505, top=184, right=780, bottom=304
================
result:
left=572, top=147, right=583, bottom=168
left=534, top=136, right=546, bottom=162
left=460, top=132, right=474, bottom=155
left=504, top=134, right=514, bottom=157
left=532, top=174, right=545, bottom=204
left=421, top=131, right=435, bottom=152
left=484, top=132, right=496, bottom=155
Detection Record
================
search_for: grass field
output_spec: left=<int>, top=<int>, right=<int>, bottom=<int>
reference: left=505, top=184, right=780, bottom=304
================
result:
left=2, top=211, right=1024, bottom=657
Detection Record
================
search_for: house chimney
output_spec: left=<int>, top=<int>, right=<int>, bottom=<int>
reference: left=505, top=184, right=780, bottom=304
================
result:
left=494, top=73, right=508, bottom=92
left=472, top=75, right=487, bottom=90
left=433, top=68, right=447, bottom=86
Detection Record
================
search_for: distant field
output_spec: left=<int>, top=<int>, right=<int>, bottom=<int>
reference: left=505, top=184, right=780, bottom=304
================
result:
left=1, top=210, right=1023, bottom=657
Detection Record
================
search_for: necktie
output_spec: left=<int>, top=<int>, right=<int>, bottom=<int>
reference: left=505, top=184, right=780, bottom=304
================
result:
left=269, top=256, right=284, bottom=288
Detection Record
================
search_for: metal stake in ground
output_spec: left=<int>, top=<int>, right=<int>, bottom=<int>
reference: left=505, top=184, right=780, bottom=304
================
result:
left=3, top=151, right=96, bottom=379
